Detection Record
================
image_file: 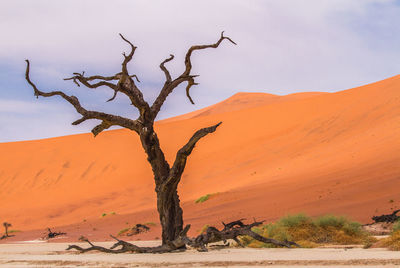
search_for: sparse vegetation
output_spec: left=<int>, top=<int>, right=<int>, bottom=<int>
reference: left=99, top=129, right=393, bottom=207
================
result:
left=118, top=228, right=130, bottom=236
left=100, top=212, right=117, bottom=218
left=195, top=194, right=211, bottom=203
left=381, top=230, right=400, bottom=250
left=393, top=220, right=400, bottom=233
left=239, top=214, right=376, bottom=248
left=195, top=193, right=219, bottom=204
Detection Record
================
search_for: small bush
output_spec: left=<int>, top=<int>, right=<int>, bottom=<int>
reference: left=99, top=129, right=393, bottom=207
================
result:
left=315, top=215, right=346, bottom=229
left=279, top=213, right=312, bottom=228
left=195, top=194, right=211, bottom=203
left=382, top=230, right=400, bottom=250
left=8, top=230, right=21, bottom=234
left=238, top=214, right=374, bottom=248
left=393, top=220, right=400, bottom=233
left=101, top=213, right=107, bottom=217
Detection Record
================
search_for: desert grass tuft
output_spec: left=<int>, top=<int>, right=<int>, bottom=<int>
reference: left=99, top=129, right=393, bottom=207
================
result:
left=381, top=230, right=400, bottom=250
left=393, top=220, right=400, bottom=233
left=195, top=194, right=211, bottom=203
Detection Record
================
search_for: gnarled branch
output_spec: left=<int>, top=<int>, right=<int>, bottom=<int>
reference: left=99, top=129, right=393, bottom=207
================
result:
left=66, top=219, right=299, bottom=254
left=150, top=32, right=236, bottom=120
left=25, top=60, right=141, bottom=136
left=117, top=34, right=151, bottom=117
left=160, top=54, right=175, bottom=82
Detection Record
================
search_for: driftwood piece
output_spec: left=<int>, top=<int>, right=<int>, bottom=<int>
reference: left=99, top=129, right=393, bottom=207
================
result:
left=66, top=219, right=299, bottom=253
left=372, top=209, right=400, bottom=223
left=43, top=228, right=66, bottom=240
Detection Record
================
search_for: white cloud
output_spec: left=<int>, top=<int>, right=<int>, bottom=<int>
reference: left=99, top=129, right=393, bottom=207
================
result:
left=0, top=0, right=399, bottom=141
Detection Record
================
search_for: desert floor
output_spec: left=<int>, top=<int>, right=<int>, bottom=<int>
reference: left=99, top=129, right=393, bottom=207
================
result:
left=1, top=241, right=400, bottom=268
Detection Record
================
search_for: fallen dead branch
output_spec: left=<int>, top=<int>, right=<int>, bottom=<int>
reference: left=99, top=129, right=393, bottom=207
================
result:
left=66, top=219, right=300, bottom=253
left=372, top=210, right=400, bottom=223
left=43, top=228, right=66, bottom=240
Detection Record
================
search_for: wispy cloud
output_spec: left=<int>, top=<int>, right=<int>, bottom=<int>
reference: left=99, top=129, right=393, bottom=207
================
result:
left=0, top=0, right=399, bottom=141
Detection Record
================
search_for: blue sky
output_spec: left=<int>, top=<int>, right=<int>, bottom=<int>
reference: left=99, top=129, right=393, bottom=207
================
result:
left=0, top=0, right=399, bottom=142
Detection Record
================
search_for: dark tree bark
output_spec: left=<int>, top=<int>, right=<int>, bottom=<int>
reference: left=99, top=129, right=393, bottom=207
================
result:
left=372, top=209, right=400, bottom=223
left=25, top=32, right=236, bottom=246
left=66, top=219, right=300, bottom=253
left=43, top=228, right=67, bottom=240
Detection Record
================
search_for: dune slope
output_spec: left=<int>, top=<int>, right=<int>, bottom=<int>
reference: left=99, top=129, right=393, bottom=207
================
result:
left=1, top=76, right=400, bottom=234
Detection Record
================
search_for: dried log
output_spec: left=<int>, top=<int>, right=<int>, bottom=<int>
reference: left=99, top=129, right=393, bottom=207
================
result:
left=372, top=209, right=400, bottom=223
left=43, top=228, right=66, bottom=240
left=66, top=219, right=299, bottom=253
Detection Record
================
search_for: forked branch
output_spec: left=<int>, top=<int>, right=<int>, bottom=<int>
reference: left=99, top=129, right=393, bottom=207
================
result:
left=151, top=32, right=236, bottom=120
left=166, top=122, right=222, bottom=186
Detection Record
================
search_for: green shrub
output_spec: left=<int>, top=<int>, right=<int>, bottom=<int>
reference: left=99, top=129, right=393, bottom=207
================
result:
left=393, top=220, right=400, bottom=233
left=315, top=215, right=346, bottom=229
left=195, top=194, right=211, bottom=203
left=238, top=213, right=374, bottom=248
left=278, top=213, right=312, bottom=228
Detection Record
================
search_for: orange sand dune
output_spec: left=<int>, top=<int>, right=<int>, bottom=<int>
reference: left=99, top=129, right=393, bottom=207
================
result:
left=1, top=76, right=400, bottom=238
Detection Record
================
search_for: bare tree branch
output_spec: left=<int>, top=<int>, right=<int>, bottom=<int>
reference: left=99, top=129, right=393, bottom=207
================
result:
left=160, top=54, right=175, bottom=82
left=117, top=33, right=151, bottom=117
left=182, top=31, right=236, bottom=77
left=150, top=32, right=236, bottom=120
left=25, top=60, right=141, bottom=136
left=165, top=122, right=222, bottom=187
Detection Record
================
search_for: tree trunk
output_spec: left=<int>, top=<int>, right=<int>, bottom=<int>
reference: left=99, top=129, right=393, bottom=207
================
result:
left=156, top=184, right=184, bottom=245
left=139, top=126, right=184, bottom=245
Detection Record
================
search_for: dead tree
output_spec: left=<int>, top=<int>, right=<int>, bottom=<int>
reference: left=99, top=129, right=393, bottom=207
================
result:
left=67, top=219, right=299, bottom=253
left=25, top=32, right=236, bottom=246
left=0, top=222, right=13, bottom=240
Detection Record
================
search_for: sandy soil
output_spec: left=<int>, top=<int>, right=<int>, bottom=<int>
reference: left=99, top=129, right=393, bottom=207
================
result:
left=0, top=75, right=400, bottom=240
left=1, top=242, right=400, bottom=267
